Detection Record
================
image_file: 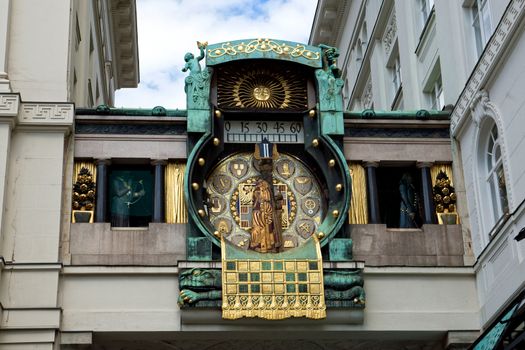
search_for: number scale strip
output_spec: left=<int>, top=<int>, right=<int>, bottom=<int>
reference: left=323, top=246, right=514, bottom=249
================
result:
left=224, top=121, right=304, bottom=144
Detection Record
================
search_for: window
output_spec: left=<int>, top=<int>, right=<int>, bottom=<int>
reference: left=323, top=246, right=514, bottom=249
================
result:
left=109, top=166, right=154, bottom=227
left=485, top=124, right=509, bottom=224
left=355, top=40, right=363, bottom=61
left=75, top=14, right=81, bottom=51
left=87, top=79, right=94, bottom=107
left=389, top=55, right=402, bottom=103
left=89, top=28, right=94, bottom=54
left=471, top=0, right=492, bottom=57
left=360, top=22, right=368, bottom=54
left=429, top=75, right=444, bottom=110
left=95, top=78, right=100, bottom=101
left=419, top=0, right=435, bottom=28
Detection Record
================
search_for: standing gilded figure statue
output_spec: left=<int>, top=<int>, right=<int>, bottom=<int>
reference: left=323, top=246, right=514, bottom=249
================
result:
left=250, top=180, right=276, bottom=253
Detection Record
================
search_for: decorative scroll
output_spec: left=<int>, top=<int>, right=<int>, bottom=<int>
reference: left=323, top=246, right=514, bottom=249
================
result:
left=165, top=162, right=187, bottom=224
left=221, top=237, right=326, bottom=320
left=382, top=10, right=397, bottom=58
left=348, top=163, right=368, bottom=224
left=208, top=38, right=320, bottom=60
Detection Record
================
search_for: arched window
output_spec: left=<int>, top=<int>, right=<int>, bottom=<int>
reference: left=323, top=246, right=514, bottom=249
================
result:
left=481, top=122, right=509, bottom=229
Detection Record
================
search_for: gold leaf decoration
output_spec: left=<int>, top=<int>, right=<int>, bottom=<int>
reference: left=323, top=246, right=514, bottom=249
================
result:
left=217, top=62, right=308, bottom=111
left=208, top=38, right=320, bottom=60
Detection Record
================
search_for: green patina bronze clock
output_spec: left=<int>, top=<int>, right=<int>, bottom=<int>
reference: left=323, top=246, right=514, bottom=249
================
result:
left=179, top=39, right=364, bottom=320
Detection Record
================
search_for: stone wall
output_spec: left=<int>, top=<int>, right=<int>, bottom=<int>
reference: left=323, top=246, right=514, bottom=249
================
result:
left=351, top=224, right=466, bottom=266
left=70, top=223, right=186, bottom=265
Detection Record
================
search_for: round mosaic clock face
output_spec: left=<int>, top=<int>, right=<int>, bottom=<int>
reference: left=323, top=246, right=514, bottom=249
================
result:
left=206, top=152, right=325, bottom=250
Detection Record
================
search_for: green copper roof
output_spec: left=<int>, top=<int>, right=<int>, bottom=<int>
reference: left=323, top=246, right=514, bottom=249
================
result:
left=75, top=105, right=187, bottom=117
left=205, top=38, right=323, bottom=68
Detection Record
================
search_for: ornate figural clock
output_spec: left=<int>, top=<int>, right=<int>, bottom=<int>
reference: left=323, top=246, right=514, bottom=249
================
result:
left=179, top=39, right=365, bottom=320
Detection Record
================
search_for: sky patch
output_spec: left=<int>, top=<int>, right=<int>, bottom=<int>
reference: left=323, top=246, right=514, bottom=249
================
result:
left=115, top=0, right=317, bottom=109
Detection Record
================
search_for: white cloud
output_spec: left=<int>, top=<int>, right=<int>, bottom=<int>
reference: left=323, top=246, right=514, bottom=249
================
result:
left=115, top=0, right=317, bottom=109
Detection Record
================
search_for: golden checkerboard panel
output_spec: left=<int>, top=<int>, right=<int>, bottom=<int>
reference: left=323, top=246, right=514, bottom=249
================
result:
left=222, top=259, right=326, bottom=320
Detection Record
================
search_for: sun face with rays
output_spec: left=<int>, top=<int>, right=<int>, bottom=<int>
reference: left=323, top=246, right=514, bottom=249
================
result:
left=217, top=62, right=308, bottom=111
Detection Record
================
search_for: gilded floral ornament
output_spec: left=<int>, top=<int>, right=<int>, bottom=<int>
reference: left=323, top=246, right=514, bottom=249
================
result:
left=208, top=38, right=320, bottom=60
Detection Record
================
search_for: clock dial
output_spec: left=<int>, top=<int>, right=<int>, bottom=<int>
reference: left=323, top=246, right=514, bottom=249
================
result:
left=206, top=152, right=325, bottom=250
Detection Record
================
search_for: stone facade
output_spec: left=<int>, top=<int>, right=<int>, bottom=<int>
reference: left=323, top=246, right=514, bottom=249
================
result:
left=6, top=0, right=525, bottom=348
left=311, top=0, right=525, bottom=345
left=0, top=0, right=139, bottom=348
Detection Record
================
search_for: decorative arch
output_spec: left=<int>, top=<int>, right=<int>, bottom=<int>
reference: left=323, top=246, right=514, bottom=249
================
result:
left=470, top=90, right=511, bottom=239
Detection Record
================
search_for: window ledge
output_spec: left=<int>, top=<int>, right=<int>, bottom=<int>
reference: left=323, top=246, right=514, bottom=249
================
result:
left=488, top=212, right=511, bottom=240
left=110, top=226, right=149, bottom=231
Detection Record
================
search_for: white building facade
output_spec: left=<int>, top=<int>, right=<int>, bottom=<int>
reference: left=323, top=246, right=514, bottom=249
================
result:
left=311, top=0, right=525, bottom=347
left=0, top=0, right=138, bottom=348
left=3, top=0, right=525, bottom=348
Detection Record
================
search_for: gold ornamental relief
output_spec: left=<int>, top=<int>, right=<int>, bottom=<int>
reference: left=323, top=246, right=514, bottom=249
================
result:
left=253, top=86, right=271, bottom=101
left=217, top=62, right=308, bottom=110
left=208, top=38, right=321, bottom=60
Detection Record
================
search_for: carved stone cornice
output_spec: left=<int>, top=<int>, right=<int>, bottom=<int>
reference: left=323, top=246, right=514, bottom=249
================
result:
left=0, top=94, right=20, bottom=117
left=451, top=0, right=525, bottom=136
left=309, top=0, right=351, bottom=46
left=108, top=0, right=139, bottom=89
left=17, top=103, right=74, bottom=132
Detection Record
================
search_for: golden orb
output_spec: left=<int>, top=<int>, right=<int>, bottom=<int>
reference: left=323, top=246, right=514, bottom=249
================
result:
left=198, top=209, right=206, bottom=217
left=308, top=109, right=316, bottom=118
left=192, top=183, right=200, bottom=191
left=215, top=110, right=222, bottom=118
left=213, top=138, right=220, bottom=146
left=312, top=139, right=319, bottom=147
left=335, top=184, right=343, bottom=192
left=213, top=230, right=221, bottom=237
left=332, top=210, right=339, bottom=218
left=317, top=232, right=325, bottom=239
left=198, top=158, right=205, bottom=166
left=328, top=159, right=336, bottom=167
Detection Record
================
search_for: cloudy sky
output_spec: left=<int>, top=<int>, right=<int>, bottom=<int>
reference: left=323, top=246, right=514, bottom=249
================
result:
left=114, top=0, right=318, bottom=109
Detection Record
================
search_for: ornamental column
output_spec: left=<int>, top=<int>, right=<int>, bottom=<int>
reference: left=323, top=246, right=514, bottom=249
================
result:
left=417, top=162, right=437, bottom=224
left=364, top=161, right=381, bottom=224
left=152, top=159, right=167, bottom=223
left=0, top=0, right=11, bottom=92
left=94, top=159, right=111, bottom=222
